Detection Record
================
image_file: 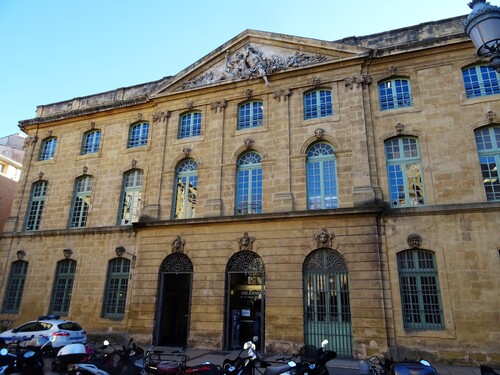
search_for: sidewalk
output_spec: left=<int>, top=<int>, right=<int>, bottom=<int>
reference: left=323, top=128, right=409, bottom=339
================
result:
left=159, top=346, right=490, bottom=375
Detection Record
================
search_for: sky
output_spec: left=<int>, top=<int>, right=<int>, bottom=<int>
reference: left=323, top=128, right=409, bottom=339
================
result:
left=0, top=0, right=472, bottom=137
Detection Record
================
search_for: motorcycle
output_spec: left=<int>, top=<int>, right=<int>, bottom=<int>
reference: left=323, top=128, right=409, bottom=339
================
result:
left=67, top=338, right=143, bottom=375
left=51, top=341, right=96, bottom=374
left=260, top=339, right=336, bottom=375
left=222, top=336, right=259, bottom=375
left=138, top=346, right=220, bottom=375
left=0, top=335, right=52, bottom=375
left=481, top=365, right=500, bottom=375
left=368, top=355, right=438, bottom=375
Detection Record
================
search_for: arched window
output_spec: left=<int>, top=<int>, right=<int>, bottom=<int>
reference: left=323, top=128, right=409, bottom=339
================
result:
left=307, top=142, right=338, bottom=210
left=397, top=249, right=444, bottom=330
left=1, top=260, right=28, bottom=313
left=25, top=180, right=48, bottom=231
left=173, top=159, right=198, bottom=219
left=304, top=89, right=333, bottom=120
left=69, top=175, right=93, bottom=228
left=462, top=64, right=500, bottom=99
left=378, top=78, right=413, bottom=111
left=118, top=169, right=143, bottom=225
left=179, top=112, right=202, bottom=138
left=236, top=152, right=262, bottom=215
left=127, top=122, right=149, bottom=148
left=38, top=137, right=58, bottom=160
left=49, top=259, right=77, bottom=316
left=81, top=129, right=101, bottom=154
left=385, top=137, right=425, bottom=207
left=475, top=125, right=500, bottom=201
left=238, top=101, right=263, bottom=129
left=102, top=258, right=130, bottom=319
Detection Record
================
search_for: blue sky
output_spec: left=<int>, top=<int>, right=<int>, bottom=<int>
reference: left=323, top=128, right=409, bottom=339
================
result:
left=0, top=0, right=471, bottom=137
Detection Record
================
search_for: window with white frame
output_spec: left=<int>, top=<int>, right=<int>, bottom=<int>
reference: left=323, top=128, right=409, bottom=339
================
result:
left=69, top=175, right=93, bottom=228
left=236, top=152, right=262, bottom=215
left=462, top=64, right=500, bottom=99
left=38, top=137, right=58, bottom=161
left=179, top=112, right=202, bottom=138
left=173, top=159, right=198, bottom=219
left=81, top=129, right=101, bottom=154
left=304, top=89, right=333, bottom=120
left=127, top=122, right=149, bottom=148
left=378, top=78, right=413, bottom=111
left=238, top=101, right=263, bottom=129
left=118, top=169, right=143, bottom=225
left=306, top=142, right=338, bottom=210
left=385, top=137, right=425, bottom=207
left=25, top=180, right=48, bottom=231
left=475, top=125, right=500, bottom=201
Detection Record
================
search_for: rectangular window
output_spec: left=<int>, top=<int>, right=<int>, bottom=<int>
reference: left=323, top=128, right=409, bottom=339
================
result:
left=25, top=181, right=47, bottom=231
left=102, top=258, right=130, bottom=319
left=2, top=261, right=28, bottom=313
left=49, top=260, right=76, bottom=316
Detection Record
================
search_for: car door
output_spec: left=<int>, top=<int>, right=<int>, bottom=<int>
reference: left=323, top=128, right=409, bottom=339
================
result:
left=11, top=321, right=39, bottom=342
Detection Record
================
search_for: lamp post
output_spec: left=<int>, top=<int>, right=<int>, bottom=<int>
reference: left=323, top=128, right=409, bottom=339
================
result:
left=464, top=0, right=500, bottom=72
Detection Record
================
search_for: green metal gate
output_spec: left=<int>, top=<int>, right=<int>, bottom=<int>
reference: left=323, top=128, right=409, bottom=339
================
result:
left=303, top=249, right=352, bottom=357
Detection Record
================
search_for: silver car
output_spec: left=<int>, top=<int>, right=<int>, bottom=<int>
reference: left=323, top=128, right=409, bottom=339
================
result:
left=0, top=315, right=86, bottom=349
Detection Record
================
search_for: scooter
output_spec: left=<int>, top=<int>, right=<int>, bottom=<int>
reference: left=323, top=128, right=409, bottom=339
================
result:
left=138, top=345, right=220, bottom=375
left=260, top=339, right=336, bottom=375
left=66, top=339, right=128, bottom=375
left=368, top=355, right=438, bottom=375
left=51, top=341, right=96, bottom=374
left=0, top=335, right=52, bottom=375
left=222, top=336, right=259, bottom=375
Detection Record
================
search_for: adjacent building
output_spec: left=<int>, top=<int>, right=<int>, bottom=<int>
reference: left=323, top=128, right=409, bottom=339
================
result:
left=0, top=14, right=499, bottom=365
left=0, top=133, right=25, bottom=231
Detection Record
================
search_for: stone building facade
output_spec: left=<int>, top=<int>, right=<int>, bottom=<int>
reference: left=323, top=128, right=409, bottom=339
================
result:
left=0, top=15, right=499, bottom=365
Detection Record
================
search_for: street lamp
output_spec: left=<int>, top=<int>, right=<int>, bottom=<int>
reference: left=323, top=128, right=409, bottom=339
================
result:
left=464, top=0, right=500, bottom=72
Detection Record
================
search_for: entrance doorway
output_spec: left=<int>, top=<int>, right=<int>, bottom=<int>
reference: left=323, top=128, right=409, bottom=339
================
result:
left=225, top=251, right=265, bottom=350
left=303, top=249, right=352, bottom=357
left=155, top=252, right=193, bottom=346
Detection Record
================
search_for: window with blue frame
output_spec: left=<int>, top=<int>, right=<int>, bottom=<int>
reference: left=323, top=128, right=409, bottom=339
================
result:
left=385, top=137, right=425, bottom=207
left=1, top=261, right=28, bottom=313
left=49, top=259, right=76, bottom=316
left=102, top=258, right=130, bottom=320
left=127, top=122, right=149, bottom=148
left=304, top=89, right=333, bottom=120
left=398, top=249, right=444, bottom=330
left=179, top=112, right=202, bottom=138
left=306, top=142, right=338, bottom=210
left=462, top=64, right=500, bottom=99
left=69, top=175, right=93, bottom=228
left=81, top=129, right=101, bottom=154
left=378, top=78, right=413, bottom=111
left=475, top=126, right=500, bottom=201
left=118, top=169, right=143, bottom=225
left=173, top=159, right=198, bottom=219
left=238, top=101, right=263, bottom=129
left=25, top=180, right=48, bottom=231
left=236, top=152, right=262, bottom=215
left=38, top=137, right=58, bottom=161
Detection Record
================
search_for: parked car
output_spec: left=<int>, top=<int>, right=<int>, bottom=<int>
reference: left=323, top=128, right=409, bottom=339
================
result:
left=0, top=315, right=86, bottom=349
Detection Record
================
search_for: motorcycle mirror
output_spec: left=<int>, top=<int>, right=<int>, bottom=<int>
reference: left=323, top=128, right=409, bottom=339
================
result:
left=420, top=359, right=431, bottom=366
left=321, top=339, right=329, bottom=348
left=288, top=361, right=296, bottom=367
left=252, top=336, right=259, bottom=342
left=103, top=340, right=110, bottom=346
left=0, top=348, right=7, bottom=356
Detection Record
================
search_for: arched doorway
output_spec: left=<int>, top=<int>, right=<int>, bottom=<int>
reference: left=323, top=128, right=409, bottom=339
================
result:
left=225, top=250, right=265, bottom=350
left=155, top=252, right=193, bottom=346
left=303, top=249, right=352, bottom=357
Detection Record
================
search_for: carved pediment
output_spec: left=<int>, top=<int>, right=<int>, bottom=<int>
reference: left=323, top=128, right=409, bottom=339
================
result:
left=152, top=30, right=369, bottom=96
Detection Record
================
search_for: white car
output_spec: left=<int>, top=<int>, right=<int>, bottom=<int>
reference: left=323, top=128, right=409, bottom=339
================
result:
left=0, top=315, right=86, bottom=348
